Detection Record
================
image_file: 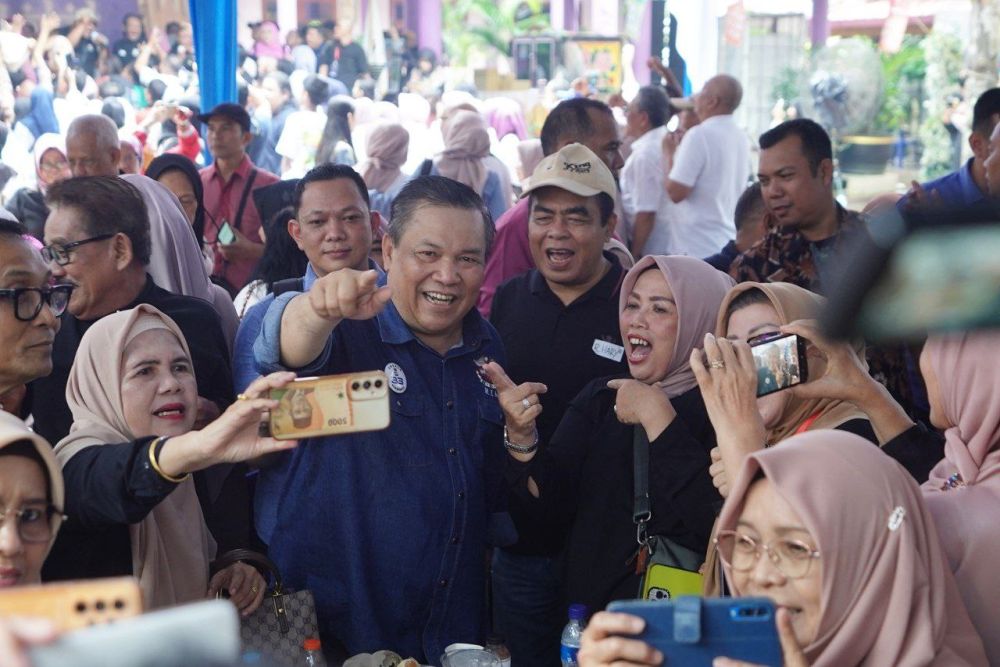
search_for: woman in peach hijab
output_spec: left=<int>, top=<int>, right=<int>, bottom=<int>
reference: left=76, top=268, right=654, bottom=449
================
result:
left=579, top=431, right=987, bottom=666
left=920, top=332, right=1000, bottom=664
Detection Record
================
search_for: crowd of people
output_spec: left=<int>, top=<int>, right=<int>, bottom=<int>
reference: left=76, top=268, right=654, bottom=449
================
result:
left=1, top=6, right=1000, bottom=667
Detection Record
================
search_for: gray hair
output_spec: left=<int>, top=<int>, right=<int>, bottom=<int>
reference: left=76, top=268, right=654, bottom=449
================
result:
left=67, top=114, right=121, bottom=154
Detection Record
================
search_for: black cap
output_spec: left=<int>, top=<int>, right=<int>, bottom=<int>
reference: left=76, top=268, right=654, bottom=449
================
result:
left=196, top=103, right=251, bottom=133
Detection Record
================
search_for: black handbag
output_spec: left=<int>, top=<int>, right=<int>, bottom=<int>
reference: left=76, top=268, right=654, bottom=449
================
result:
left=631, top=428, right=704, bottom=600
left=212, top=549, right=324, bottom=666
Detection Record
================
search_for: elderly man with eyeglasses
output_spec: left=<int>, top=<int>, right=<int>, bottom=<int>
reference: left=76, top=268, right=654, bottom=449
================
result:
left=0, top=219, right=72, bottom=418
left=24, top=177, right=245, bottom=586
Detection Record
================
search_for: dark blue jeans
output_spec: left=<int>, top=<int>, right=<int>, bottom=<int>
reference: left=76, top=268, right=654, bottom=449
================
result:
left=492, top=549, right=564, bottom=667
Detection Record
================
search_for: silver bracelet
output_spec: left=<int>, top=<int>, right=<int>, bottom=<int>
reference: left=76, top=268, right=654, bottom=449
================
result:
left=504, top=425, right=539, bottom=454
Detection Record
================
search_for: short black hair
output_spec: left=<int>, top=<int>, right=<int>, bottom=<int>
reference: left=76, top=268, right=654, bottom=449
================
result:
left=388, top=175, right=495, bottom=255
left=0, top=219, right=27, bottom=237
left=734, top=182, right=764, bottom=231
left=972, top=88, right=1000, bottom=137
left=101, top=98, right=126, bottom=129
left=45, top=177, right=151, bottom=266
left=759, top=119, right=832, bottom=175
left=529, top=187, right=615, bottom=228
left=264, top=71, right=292, bottom=96
left=633, top=85, right=671, bottom=128
left=303, top=75, right=329, bottom=108
left=540, top=98, right=615, bottom=156
left=293, top=164, right=370, bottom=215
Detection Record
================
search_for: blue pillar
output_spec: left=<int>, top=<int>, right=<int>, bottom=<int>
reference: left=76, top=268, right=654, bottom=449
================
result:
left=190, top=0, right=238, bottom=114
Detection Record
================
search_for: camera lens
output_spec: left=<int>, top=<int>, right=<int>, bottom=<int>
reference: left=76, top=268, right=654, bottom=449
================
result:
left=351, top=382, right=360, bottom=390
left=363, top=380, right=371, bottom=389
left=374, top=379, right=383, bottom=388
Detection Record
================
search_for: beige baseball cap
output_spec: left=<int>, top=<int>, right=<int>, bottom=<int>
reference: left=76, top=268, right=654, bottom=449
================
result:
left=520, top=143, right=617, bottom=202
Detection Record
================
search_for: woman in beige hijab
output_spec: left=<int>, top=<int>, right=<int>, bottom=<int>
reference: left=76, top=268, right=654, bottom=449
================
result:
left=55, top=304, right=297, bottom=611
left=578, top=431, right=987, bottom=666
left=0, top=411, right=64, bottom=589
left=693, top=282, right=941, bottom=496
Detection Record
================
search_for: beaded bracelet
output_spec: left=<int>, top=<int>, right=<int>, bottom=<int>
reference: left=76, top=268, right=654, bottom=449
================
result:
left=148, top=436, right=191, bottom=484
left=503, top=426, right=539, bottom=455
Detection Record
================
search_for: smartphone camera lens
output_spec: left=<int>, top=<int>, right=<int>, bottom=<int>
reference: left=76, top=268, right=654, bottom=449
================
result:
left=351, top=382, right=360, bottom=390
left=374, top=379, right=383, bottom=388
left=363, top=380, right=371, bottom=389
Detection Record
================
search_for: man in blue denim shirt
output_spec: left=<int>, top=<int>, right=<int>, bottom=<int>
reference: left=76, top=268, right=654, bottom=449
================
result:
left=234, top=164, right=384, bottom=545
left=253, top=176, right=508, bottom=662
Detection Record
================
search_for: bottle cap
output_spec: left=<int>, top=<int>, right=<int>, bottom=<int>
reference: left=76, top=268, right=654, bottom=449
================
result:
left=304, top=638, right=322, bottom=651
left=568, top=603, right=587, bottom=620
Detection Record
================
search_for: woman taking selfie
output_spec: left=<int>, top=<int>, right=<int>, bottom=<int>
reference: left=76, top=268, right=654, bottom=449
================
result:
left=693, top=282, right=942, bottom=498
left=485, top=255, right=733, bottom=613
left=54, top=304, right=297, bottom=612
left=578, top=431, right=988, bottom=667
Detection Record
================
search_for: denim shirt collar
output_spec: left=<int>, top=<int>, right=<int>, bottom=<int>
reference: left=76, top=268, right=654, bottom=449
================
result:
left=376, top=299, right=492, bottom=356
left=957, top=158, right=986, bottom=205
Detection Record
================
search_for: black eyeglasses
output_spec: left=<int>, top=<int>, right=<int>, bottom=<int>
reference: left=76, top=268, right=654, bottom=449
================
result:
left=41, top=234, right=115, bottom=266
left=0, top=503, right=66, bottom=543
left=0, top=284, right=74, bottom=321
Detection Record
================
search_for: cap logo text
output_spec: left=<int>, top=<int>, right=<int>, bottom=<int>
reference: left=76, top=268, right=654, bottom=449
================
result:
left=563, top=161, right=592, bottom=174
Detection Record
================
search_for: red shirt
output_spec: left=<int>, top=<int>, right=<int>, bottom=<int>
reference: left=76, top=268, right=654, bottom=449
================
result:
left=199, top=154, right=279, bottom=291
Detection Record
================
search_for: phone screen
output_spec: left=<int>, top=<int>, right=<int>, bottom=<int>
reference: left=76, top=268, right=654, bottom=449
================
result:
left=217, top=222, right=236, bottom=245
left=750, top=333, right=806, bottom=397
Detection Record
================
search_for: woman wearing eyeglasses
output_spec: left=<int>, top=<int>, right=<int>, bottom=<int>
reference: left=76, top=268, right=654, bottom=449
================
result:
left=577, top=431, right=988, bottom=666
left=0, top=411, right=65, bottom=589
left=6, top=133, right=72, bottom=241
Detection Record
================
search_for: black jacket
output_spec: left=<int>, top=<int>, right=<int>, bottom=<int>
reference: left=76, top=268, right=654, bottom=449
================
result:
left=505, top=380, right=720, bottom=612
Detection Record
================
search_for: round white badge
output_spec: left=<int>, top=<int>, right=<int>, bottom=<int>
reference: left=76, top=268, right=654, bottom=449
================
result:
left=385, top=362, right=407, bottom=394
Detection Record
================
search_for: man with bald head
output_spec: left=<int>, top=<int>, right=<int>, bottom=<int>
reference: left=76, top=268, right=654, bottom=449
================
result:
left=66, top=114, right=122, bottom=177
left=663, top=73, right=751, bottom=257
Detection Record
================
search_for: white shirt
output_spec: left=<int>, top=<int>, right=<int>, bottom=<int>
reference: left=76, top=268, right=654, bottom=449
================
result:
left=620, top=125, right=675, bottom=256
left=275, top=109, right=327, bottom=179
left=668, top=114, right=752, bottom=257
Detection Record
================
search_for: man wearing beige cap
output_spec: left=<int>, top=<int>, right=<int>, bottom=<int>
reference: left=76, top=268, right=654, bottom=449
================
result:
left=489, top=143, right=628, bottom=667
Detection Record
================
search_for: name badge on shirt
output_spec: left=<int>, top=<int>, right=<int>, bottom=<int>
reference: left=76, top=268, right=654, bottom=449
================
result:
left=593, top=339, right=624, bottom=362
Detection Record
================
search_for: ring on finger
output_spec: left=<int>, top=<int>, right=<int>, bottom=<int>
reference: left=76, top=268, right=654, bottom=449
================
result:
left=709, top=360, right=725, bottom=369
left=250, top=585, right=259, bottom=594
left=237, top=393, right=251, bottom=401
left=522, top=397, right=532, bottom=409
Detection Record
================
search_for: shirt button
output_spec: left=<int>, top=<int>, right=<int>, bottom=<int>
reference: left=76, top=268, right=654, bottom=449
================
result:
left=446, top=400, right=454, bottom=409
left=458, top=491, right=465, bottom=500
left=439, top=579, right=448, bottom=587
left=448, top=447, right=457, bottom=455
left=450, top=536, right=459, bottom=545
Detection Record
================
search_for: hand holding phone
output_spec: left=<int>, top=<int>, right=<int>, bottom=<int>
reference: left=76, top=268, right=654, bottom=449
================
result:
left=606, top=597, right=783, bottom=667
left=268, top=372, right=391, bottom=440
left=216, top=220, right=236, bottom=246
left=748, top=333, right=808, bottom=398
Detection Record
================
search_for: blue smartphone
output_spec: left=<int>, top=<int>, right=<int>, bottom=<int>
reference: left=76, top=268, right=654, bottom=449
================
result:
left=607, top=597, right=782, bottom=666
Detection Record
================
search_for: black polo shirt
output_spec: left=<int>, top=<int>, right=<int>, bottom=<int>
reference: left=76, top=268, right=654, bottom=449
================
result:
left=491, top=253, right=628, bottom=556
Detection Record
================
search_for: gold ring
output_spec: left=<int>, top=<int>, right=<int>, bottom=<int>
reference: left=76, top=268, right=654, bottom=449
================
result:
left=237, top=393, right=250, bottom=401
left=709, top=360, right=725, bottom=369
left=250, top=586, right=258, bottom=594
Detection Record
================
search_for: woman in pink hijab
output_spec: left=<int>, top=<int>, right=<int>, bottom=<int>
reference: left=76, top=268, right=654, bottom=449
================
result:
left=487, top=256, right=735, bottom=614
left=252, top=21, right=285, bottom=60
left=579, top=431, right=987, bottom=667
left=429, top=109, right=509, bottom=221
left=920, top=332, right=1000, bottom=664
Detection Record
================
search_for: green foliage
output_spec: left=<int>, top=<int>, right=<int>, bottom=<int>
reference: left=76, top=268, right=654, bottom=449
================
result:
left=771, top=66, right=800, bottom=105
left=918, top=31, right=963, bottom=180
left=874, top=36, right=927, bottom=134
left=443, top=0, right=550, bottom=66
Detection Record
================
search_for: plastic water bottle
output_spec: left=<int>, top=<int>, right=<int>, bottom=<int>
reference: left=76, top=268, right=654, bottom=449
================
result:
left=560, top=603, right=587, bottom=667
left=303, top=637, right=322, bottom=666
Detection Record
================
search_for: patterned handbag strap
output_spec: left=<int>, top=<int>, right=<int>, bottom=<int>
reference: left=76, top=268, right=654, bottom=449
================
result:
left=211, top=548, right=285, bottom=594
